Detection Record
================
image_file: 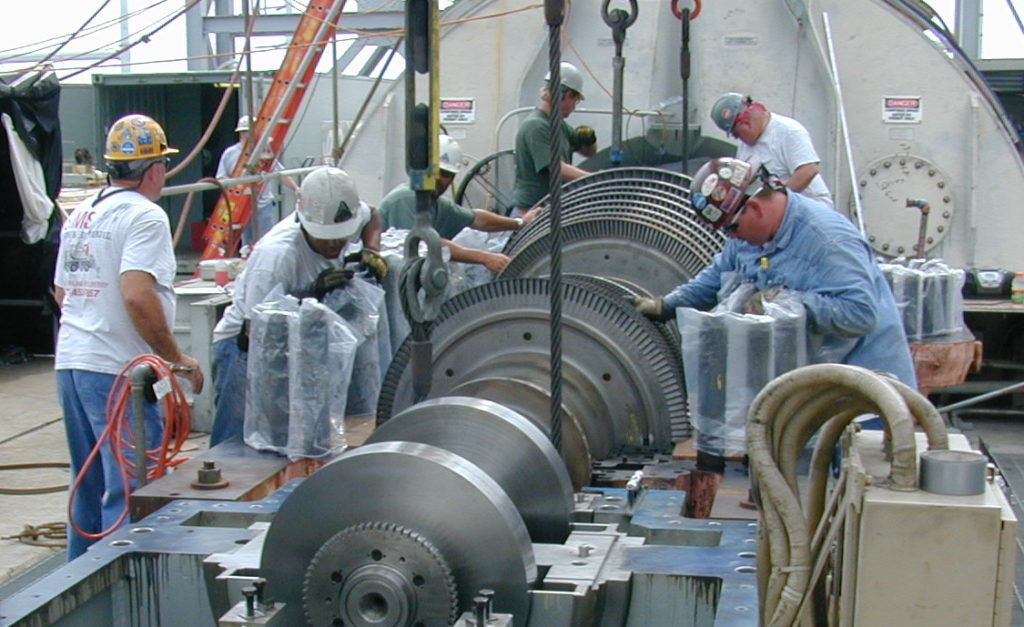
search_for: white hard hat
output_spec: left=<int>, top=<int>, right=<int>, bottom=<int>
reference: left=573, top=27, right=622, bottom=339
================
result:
left=544, top=62, right=585, bottom=99
left=297, top=167, right=367, bottom=240
left=235, top=115, right=251, bottom=132
left=438, top=135, right=463, bottom=175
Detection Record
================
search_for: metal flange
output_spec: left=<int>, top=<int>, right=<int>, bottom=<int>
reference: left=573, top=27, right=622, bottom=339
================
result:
left=366, top=396, right=574, bottom=543
left=261, top=441, right=535, bottom=624
left=302, top=521, right=458, bottom=626
left=857, top=154, right=954, bottom=257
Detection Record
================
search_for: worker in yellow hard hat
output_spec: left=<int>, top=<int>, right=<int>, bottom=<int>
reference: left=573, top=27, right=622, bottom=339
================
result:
left=53, top=113, right=204, bottom=560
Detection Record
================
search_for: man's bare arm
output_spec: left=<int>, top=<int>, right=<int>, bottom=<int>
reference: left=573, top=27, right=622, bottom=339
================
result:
left=121, top=271, right=204, bottom=392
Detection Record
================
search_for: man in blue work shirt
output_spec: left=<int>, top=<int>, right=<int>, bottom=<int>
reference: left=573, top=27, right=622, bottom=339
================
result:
left=633, top=156, right=916, bottom=388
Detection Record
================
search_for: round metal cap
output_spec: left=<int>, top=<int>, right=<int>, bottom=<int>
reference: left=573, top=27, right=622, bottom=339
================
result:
left=919, top=449, right=987, bottom=496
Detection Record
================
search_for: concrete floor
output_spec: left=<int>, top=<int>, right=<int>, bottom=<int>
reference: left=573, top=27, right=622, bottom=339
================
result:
left=0, top=357, right=67, bottom=589
left=0, top=356, right=214, bottom=594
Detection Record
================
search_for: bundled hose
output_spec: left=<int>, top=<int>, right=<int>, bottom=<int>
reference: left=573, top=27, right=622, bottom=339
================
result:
left=68, top=355, right=193, bottom=542
left=746, top=364, right=949, bottom=626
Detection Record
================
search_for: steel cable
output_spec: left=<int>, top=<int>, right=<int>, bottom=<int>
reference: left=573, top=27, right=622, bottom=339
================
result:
left=545, top=2, right=565, bottom=454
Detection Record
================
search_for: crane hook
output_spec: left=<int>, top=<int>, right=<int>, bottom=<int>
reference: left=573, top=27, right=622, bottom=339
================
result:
left=602, top=0, right=639, bottom=30
left=671, top=0, right=702, bottom=20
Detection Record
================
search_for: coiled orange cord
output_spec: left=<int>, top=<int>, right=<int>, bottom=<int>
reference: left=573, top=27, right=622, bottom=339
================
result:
left=68, top=355, right=193, bottom=541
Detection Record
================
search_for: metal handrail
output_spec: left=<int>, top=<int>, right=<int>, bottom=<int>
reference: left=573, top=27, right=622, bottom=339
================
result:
left=160, top=165, right=321, bottom=198
left=937, top=379, right=1024, bottom=414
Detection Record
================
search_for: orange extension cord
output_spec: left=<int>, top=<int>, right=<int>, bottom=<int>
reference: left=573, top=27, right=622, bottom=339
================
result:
left=68, top=355, right=193, bottom=541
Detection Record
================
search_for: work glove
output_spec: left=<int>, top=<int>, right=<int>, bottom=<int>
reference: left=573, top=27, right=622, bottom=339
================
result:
left=361, top=249, right=389, bottom=281
left=344, top=249, right=389, bottom=282
left=742, top=286, right=784, bottom=315
left=630, top=295, right=674, bottom=322
left=571, top=125, right=597, bottom=153
left=310, top=267, right=354, bottom=301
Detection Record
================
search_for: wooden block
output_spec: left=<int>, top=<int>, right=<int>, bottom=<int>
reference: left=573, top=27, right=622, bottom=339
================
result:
left=672, top=438, right=697, bottom=460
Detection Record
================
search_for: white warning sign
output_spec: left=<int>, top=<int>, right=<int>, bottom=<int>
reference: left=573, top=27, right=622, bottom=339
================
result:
left=440, top=97, right=476, bottom=124
left=882, top=96, right=922, bottom=124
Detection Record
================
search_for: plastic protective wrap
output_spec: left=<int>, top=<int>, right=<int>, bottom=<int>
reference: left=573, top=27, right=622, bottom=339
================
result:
left=880, top=258, right=965, bottom=341
left=323, top=278, right=388, bottom=416
left=449, top=229, right=511, bottom=292
left=380, top=229, right=412, bottom=354
left=244, top=293, right=362, bottom=460
left=677, top=288, right=807, bottom=457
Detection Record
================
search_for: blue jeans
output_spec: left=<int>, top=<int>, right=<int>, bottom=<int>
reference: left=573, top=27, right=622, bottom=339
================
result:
left=211, top=337, right=247, bottom=446
left=57, top=369, right=161, bottom=560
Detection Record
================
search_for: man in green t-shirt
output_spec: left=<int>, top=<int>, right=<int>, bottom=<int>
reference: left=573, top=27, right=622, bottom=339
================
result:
left=380, top=135, right=540, bottom=273
left=511, top=62, right=598, bottom=215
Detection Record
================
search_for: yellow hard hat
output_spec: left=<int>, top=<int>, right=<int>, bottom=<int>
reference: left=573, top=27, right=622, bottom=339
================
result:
left=103, top=114, right=179, bottom=162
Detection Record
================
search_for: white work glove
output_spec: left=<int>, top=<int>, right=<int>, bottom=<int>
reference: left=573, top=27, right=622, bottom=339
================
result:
left=741, top=286, right=784, bottom=315
left=630, top=296, right=673, bottom=322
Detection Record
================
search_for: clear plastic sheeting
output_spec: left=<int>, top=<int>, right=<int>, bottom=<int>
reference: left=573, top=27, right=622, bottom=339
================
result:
left=880, top=258, right=966, bottom=342
left=379, top=228, right=413, bottom=353
left=323, top=278, right=389, bottom=416
left=678, top=286, right=808, bottom=457
left=245, top=294, right=362, bottom=460
left=449, top=229, right=511, bottom=291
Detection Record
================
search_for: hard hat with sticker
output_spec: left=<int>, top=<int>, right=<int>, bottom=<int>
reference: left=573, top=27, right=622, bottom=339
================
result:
left=701, top=205, right=723, bottom=223
left=689, top=156, right=766, bottom=229
left=103, top=114, right=177, bottom=161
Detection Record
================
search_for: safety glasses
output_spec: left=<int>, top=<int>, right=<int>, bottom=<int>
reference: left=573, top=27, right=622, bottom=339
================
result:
left=730, top=105, right=757, bottom=136
left=722, top=201, right=748, bottom=233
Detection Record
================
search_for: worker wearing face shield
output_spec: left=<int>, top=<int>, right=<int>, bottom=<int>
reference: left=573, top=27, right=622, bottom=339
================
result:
left=633, top=156, right=915, bottom=388
left=711, top=93, right=833, bottom=208
left=511, top=62, right=598, bottom=216
left=209, top=166, right=384, bottom=447
left=379, top=134, right=541, bottom=273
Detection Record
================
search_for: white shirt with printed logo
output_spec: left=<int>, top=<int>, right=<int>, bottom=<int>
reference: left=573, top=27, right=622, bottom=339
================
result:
left=54, top=188, right=177, bottom=375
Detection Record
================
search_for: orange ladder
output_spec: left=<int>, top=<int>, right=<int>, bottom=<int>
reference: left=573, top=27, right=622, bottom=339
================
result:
left=199, top=0, right=347, bottom=260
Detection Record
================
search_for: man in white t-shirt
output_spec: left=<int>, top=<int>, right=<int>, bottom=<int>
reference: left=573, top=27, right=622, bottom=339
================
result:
left=710, top=93, right=833, bottom=207
left=217, top=115, right=299, bottom=245
left=53, top=114, right=204, bottom=560
left=210, top=166, right=384, bottom=446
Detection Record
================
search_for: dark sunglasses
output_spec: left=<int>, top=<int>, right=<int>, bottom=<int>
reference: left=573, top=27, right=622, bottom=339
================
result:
left=722, top=201, right=748, bottom=233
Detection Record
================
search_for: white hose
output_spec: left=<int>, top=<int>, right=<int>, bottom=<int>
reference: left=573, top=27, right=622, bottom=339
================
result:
left=747, top=363, right=942, bottom=626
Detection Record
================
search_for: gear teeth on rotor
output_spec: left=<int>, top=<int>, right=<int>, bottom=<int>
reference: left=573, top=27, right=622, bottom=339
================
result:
left=302, top=520, right=458, bottom=626
left=378, top=278, right=689, bottom=443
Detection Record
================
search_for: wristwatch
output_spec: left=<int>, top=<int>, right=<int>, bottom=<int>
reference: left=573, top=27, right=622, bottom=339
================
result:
left=514, top=217, right=524, bottom=230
